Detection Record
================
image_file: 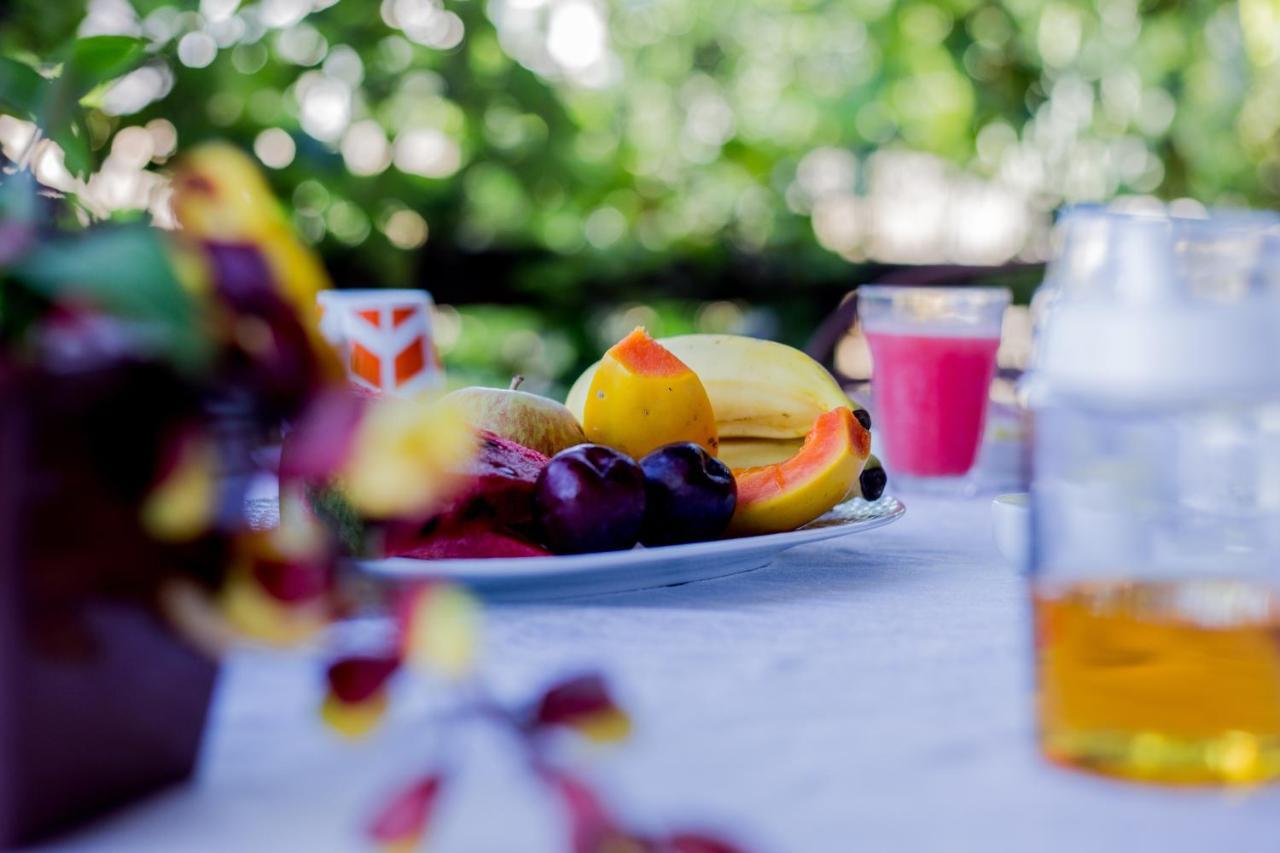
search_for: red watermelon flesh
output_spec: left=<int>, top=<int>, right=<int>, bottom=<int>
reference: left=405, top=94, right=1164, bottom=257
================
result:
left=442, top=430, right=548, bottom=527
left=382, top=431, right=551, bottom=558
left=388, top=519, right=551, bottom=559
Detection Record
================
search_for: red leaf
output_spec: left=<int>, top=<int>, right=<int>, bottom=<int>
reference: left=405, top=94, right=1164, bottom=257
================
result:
left=549, top=772, right=622, bottom=853
left=251, top=557, right=329, bottom=603
left=368, top=775, right=444, bottom=846
left=326, top=655, right=400, bottom=704
left=533, top=674, right=620, bottom=729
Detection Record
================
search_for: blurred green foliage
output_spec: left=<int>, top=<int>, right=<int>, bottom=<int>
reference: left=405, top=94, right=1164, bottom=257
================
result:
left=1, top=0, right=1276, bottom=386
left=3, top=1, right=1276, bottom=278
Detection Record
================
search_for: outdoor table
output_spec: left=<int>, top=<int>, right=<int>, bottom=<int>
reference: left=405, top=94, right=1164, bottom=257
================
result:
left=47, top=494, right=1280, bottom=852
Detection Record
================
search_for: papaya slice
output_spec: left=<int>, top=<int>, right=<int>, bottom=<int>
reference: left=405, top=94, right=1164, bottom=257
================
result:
left=582, top=327, right=718, bottom=460
left=728, top=407, right=870, bottom=535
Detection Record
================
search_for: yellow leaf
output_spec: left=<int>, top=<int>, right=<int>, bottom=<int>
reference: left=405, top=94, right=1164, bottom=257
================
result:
left=341, top=394, right=476, bottom=519
left=219, top=565, right=328, bottom=647
left=381, top=840, right=421, bottom=853
left=321, top=692, right=389, bottom=739
left=170, top=142, right=342, bottom=381
left=403, top=583, right=480, bottom=679
left=141, top=434, right=218, bottom=542
left=171, top=143, right=291, bottom=241
left=575, top=709, right=632, bottom=744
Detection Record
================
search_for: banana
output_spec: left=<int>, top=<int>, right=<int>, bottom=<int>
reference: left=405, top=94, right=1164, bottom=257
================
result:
left=717, top=437, right=803, bottom=470
left=566, top=334, right=858, bottom=440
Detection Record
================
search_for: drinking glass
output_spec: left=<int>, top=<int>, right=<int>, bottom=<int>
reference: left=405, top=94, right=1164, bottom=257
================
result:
left=859, top=285, right=1010, bottom=492
left=1030, top=207, right=1280, bottom=784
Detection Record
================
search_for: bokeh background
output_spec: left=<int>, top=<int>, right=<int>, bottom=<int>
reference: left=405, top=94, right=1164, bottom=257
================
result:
left=2, top=0, right=1277, bottom=391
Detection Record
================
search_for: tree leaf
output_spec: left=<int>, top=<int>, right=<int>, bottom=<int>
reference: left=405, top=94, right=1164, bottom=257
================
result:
left=35, top=35, right=146, bottom=178
left=0, top=55, right=46, bottom=119
left=62, top=35, right=145, bottom=92
left=49, top=115, right=92, bottom=178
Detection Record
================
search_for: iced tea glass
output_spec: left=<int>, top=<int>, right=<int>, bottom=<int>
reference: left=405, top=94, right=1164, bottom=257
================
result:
left=1031, top=208, right=1280, bottom=784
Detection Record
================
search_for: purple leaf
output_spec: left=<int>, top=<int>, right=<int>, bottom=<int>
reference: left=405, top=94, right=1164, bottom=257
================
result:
left=278, top=388, right=366, bottom=480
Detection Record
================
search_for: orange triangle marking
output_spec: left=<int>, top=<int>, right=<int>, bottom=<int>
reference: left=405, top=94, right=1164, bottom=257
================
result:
left=351, top=342, right=383, bottom=388
left=395, top=338, right=426, bottom=387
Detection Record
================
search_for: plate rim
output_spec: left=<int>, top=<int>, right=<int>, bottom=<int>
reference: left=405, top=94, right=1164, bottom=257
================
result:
left=355, top=494, right=905, bottom=581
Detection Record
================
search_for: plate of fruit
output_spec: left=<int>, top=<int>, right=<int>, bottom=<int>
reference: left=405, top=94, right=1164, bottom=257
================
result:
left=309, top=331, right=903, bottom=600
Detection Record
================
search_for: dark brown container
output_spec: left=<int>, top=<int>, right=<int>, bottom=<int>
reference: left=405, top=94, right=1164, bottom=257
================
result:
left=0, top=359, right=223, bottom=847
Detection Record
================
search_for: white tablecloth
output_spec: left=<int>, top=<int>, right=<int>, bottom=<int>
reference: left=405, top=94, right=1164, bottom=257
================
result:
left=50, top=494, right=1280, bottom=852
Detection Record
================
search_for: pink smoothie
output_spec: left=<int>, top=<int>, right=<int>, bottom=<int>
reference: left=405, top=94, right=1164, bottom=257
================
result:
left=865, top=331, right=1000, bottom=477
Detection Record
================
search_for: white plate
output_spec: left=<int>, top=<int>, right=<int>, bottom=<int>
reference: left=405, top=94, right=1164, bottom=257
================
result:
left=355, top=495, right=905, bottom=601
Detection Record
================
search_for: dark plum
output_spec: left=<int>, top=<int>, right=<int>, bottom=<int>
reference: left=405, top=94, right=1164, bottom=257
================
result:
left=533, top=444, right=646, bottom=554
left=857, top=458, right=887, bottom=501
left=638, top=443, right=737, bottom=546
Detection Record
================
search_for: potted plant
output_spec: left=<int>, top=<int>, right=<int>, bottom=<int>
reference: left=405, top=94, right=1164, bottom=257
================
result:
left=0, top=33, right=356, bottom=840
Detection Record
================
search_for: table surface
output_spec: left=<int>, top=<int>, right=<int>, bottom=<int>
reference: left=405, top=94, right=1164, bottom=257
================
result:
left=49, top=493, right=1280, bottom=853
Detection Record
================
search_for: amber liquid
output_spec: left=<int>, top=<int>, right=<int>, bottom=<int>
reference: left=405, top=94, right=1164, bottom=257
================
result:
left=1034, top=579, right=1280, bottom=784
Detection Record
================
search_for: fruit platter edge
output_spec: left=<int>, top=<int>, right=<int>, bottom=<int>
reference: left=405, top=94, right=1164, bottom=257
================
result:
left=248, top=494, right=906, bottom=601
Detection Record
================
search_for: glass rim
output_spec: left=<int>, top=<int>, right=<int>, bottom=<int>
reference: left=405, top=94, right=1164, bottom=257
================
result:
left=857, top=284, right=1012, bottom=304
left=1055, top=204, right=1280, bottom=235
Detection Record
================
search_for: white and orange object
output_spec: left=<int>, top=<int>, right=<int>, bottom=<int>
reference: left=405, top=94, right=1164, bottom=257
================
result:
left=316, top=289, right=444, bottom=396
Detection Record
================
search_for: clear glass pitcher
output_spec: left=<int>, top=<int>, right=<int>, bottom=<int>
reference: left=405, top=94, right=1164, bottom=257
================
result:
left=1028, top=207, right=1280, bottom=784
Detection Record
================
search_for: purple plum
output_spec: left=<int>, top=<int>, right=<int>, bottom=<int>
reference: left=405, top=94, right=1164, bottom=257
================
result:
left=533, top=444, right=646, bottom=554
left=639, top=443, right=737, bottom=546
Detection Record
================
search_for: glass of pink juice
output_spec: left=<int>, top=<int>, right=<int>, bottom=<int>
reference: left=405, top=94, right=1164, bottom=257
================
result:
left=859, top=286, right=1010, bottom=491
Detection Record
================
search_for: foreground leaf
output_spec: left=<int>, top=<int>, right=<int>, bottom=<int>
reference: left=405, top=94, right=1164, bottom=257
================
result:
left=140, top=426, right=219, bottom=542
left=339, top=393, right=476, bottom=520
left=368, top=775, right=445, bottom=851
left=14, top=226, right=208, bottom=370
left=398, top=582, right=480, bottom=678
left=219, top=529, right=334, bottom=645
left=531, top=673, right=631, bottom=743
left=548, top=772, right=651, bottom=853
left=321, top=691, right=391, bottom=740
left=661, top=833, right=748, bottom=853
left=327, top=655, right=401, bottom=704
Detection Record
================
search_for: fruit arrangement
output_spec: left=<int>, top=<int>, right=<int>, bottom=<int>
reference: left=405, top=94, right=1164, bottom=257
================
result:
left=302, top=329, right=886, bottom=558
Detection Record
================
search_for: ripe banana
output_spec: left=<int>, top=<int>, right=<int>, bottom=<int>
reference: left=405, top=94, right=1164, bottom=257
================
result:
left=717, top=437, right=803, bottom=470
left=566, top=334, right=858, bottom=440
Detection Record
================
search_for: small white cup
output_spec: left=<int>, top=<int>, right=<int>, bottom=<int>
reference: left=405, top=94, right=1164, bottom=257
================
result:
left=992, top=492, right=1030, bottom=571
